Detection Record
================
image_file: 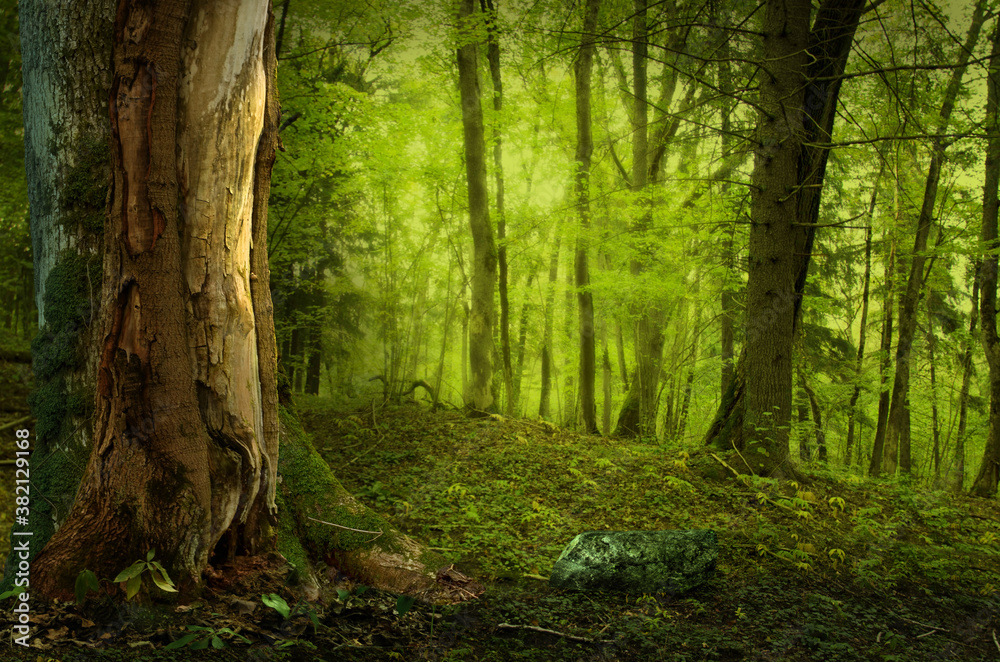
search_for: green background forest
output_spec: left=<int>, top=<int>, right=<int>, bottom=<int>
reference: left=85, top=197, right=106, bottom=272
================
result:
left=1, top=0, right=1000, bottom=659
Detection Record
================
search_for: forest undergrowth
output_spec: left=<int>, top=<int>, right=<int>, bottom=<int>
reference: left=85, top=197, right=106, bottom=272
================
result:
left=0, top=392, right=998, bottom=661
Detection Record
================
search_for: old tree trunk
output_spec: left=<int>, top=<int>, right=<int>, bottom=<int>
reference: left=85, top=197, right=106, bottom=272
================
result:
left=19, top=0, right=465, bottom=602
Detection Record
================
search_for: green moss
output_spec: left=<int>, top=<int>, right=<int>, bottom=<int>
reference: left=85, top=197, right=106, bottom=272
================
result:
left=41, top=249, right=100, bottom=334
left=61, top=135, right=109, bottom=235
left=3, top=248, right=101, bottom=586
left=275, top=489, right=311, bottom=583
left=277, top=407, right=401, bottom=558
left=28, top=377, right=68, bottom=441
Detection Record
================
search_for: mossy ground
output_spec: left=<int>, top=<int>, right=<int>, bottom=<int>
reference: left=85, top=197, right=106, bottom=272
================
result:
left=1, top=394, right=998, bottom=660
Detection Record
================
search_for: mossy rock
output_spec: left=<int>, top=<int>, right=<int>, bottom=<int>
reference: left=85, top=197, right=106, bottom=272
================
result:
left=549, top=529, right=718, bottom=595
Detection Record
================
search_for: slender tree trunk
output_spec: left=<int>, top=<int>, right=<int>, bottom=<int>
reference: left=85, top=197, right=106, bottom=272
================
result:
left=305, top=325, right=321, bottom=395
left=973, top=16, right=1000, bottom=498
left=616, top=323, right=628, bottom=392
left=512, top=274, right=533, bottom=413
left=482, top=0, right=514, bottom=416
left=614, top=0, right=661, bottom=439
left=574, top=0, right=600, bottom=433
left=870, top=217, right=897, bottom=475
left=926, top=295, right=942, bottom=483
left=800, top=372, right=827, bottom=462
left=884, top=0, right=986, bottom=476
left=797, top=384, right=811, bottom=461
left=434, top=259, right=455, bottom=408
left=717, top=17, right=738, bottom=400
left=539, top=227, right=561, bottom=420
left=456, top=0, right=497, bottom=413
left=846, top=187, right=877, bottom=466
left=601, top=315, right=613, bottom=435
left=953, top=264, right=979, bottom=491
left=461, top=300, right=469, bottom=402
left=562, top=262, right=576, bottom=426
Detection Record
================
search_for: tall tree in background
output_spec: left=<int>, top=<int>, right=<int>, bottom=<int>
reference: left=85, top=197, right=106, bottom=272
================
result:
left=880, top=0, right=987, bottom=476
left=738, top=0, right=812, bottom=476
left=574, top=0, right=600, bottom=434
left=705, top=0, right=866, bottom=477
left=974, top=15, right=1000, bottom=498
left=614, top=0, right=664, bottom=438
left=457, top=0, right=497, bottom=413
left=481, top=0, right=514, bottom=415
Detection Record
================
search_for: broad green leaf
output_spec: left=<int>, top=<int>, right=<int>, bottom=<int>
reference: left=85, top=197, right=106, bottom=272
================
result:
left=150, top=561, right=174, bottom=588
left=164, top=633, right=200, bottom=650
left=396, top=594, right=416, bottom=617
left=149, top=567, right=178, bottom=593
left=113, top=561, right=145, bottom=583
left=74, top=570, right=98, bottom=605
left=211, top=635, right=225, bottom=649
left=126, top=573, right=142, bottom=600
left=262, top=592, right=291, bottom=619
left=146, top=549, right=155, bottom=562
left=192, top=637, right=210, bottom=650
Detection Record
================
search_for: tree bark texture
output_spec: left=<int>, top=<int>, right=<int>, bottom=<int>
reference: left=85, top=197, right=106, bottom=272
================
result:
left=740, top=0, right=812, bottom=474
left=456, top=0, right=497, bottom=413
left=974, top=16, right=1000, bottom=498
left=33, top=0, right=280, bottom=596
left=883, top=0, right=986, bottom=476
left=574, top=0, right=600, bottom=434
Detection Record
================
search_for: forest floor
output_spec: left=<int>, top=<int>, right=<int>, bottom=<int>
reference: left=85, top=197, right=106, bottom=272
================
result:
left=0, top=386, right=999, bottom=661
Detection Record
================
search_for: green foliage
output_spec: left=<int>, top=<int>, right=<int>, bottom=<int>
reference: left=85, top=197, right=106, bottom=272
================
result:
left=261, top=592, right=290, bottom=619
left=165, top=624, right=250, bottom=650
left=60, top=134, right=109, bottom=235
left=262, top=592, right=321, bottom=633
left=74, top=569, right=100, bottom=605
left=112, top=549, right=177, bottom=601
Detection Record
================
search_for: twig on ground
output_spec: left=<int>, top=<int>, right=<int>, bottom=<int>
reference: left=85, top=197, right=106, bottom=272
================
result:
left=306, top=516, right=383, bottom=541
left=496, top=622, right=613, bottom=644
left=887, top=610, right=947, bottom=633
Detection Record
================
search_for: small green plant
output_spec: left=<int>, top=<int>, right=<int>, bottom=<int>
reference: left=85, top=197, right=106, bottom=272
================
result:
left=165, top=624, right=250, bottom=650
left=74, top=569, right=100, bottom=604
left=113, top=549, right=177, bottom=600
left=396, top=594, right=416, bottom=617
left=262, top=592, right=291, bottom=619
left=262, top=593, right=321, bottom=633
